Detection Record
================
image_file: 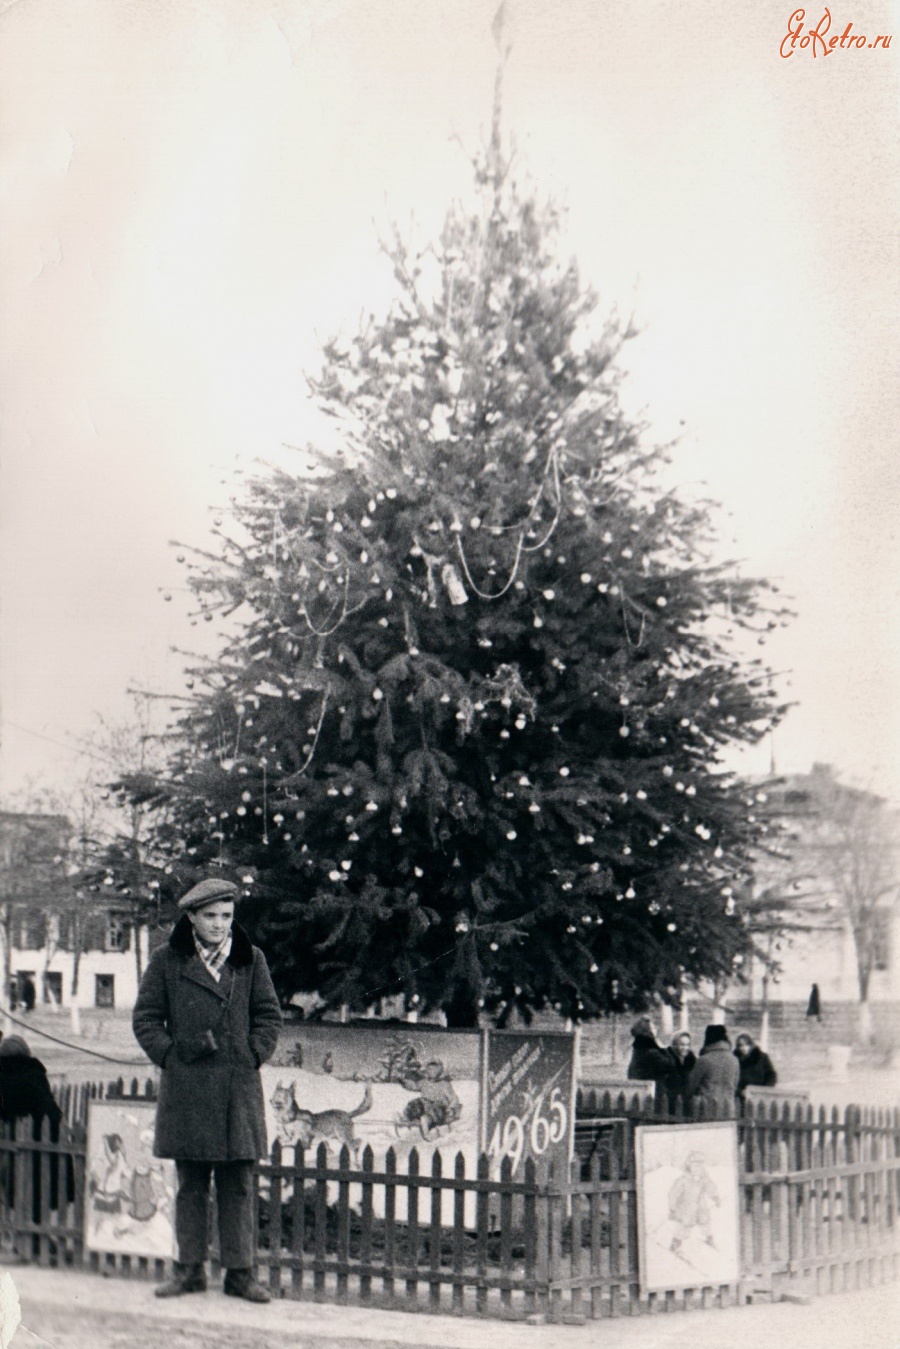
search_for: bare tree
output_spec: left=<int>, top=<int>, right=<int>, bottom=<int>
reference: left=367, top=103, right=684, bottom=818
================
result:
left=0, top=809, right=71, bottom=1012
left=67, top=692, right=176, bottom=987
left=0, top=693, right=176, bottom=1025
left=801, top=767, right=898, bottom=1037
left=744, top=765, right=899, bottom=1042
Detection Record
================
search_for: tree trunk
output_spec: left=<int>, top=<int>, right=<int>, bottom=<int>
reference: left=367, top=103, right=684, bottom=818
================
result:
left=0, top=903, right=11, bottom=1033
left=759, top=970, right=770, bottom=1052
left=444, top=985, right=480, bottom=1028
left=0, top=903, right=11, bottom=1006
left=857, top=954, right=873, bottom=1043
left=71, top=916, right=82, bottom=998
left=857, top=957, right=871, bottom=1005
left=759, top=1007, right=770, bottom=1053
left=710, top=975, right=730, bottom=1025
left=858, top=998, right=873, bottom=1044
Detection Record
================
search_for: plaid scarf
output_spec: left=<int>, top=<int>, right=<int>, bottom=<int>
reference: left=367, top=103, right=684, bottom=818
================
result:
left=194, top=930, right=232, bottom=983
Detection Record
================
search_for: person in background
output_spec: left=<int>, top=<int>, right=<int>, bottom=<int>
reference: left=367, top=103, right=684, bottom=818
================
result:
left=0, top=1035, right=74, bottom=1227
left=21, top=979, right=36, bottom=1014
left=0, top=1036, right=61, bottom=1132
left=734, top=1033, right=777, bottom=1100
left=626, top=1017, right=671, bottom=1086
left=133, top=876, right=282, bottom=1303
left=687, top=1025, right=740, bottom=1116
left=661, top=1031, right=696, bottom=1108
left=806, top=983, right=822, bottom=1023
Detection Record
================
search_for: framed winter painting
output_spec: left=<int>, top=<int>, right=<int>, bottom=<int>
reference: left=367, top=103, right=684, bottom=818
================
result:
left=261, top=1022, right=483, bottom=1223
left=85, top=1100, right=176, bottom=1259
left=635, top=1122, right=740, bottom=1295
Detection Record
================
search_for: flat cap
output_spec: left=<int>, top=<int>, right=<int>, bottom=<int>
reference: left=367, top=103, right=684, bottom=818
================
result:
left=178, top=877, right=240, bottom=912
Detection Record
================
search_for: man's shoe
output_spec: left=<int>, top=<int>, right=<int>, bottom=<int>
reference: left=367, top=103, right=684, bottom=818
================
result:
left=223, top=1269, right=271, bottom=1303
left=155, top=1264, right=207, bottom=1297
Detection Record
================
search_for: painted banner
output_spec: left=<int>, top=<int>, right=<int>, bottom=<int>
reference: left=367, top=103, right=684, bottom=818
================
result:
left=484, top=1029, right=576, bottom=1179
left=263, top=1021, right=482, bottom=1221
left=85, top=1099, right=176, bottom=1258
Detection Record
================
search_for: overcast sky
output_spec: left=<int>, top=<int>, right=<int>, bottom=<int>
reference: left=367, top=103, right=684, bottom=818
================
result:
left=1, top=0, right=899, bottom=804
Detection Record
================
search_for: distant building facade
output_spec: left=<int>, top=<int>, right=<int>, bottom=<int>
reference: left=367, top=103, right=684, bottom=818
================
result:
left=723, top=765, right=899, bottom=1039
left=0, top=811, right=152, bottom=1012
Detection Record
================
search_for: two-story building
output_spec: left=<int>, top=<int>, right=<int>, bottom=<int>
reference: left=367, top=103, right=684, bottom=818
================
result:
left=0, top=810, right=151, bottom=1012
left=724, top=765, right=900, bottom=1043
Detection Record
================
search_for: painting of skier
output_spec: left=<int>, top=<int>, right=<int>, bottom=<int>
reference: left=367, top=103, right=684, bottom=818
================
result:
left=635, top=1122, right=739, bottom=1294
left=667, top=1152, right=720, bottom=1257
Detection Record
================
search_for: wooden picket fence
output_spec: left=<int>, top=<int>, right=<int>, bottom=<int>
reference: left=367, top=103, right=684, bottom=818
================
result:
left=1, top=1081, right=898, bottom=1320
left=49, top=1074, right=158, bottom=1126
left=0, top=1116, right=86, bottom=1270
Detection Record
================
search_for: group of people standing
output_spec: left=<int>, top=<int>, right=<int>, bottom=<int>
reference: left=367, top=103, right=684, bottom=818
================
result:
left=627, top=1016, right=777, bottom=1113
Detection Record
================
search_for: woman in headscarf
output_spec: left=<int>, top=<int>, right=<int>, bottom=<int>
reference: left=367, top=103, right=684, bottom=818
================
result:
left=626, top=1017, right=671, bottom=1085
left=734, top=1033, right=777, bottom=1100
left=660, top=1031, right=697, bottom=1109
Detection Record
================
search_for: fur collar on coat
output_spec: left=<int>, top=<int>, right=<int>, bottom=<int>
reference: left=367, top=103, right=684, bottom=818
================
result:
left=168, top=914, right=255, bottom=967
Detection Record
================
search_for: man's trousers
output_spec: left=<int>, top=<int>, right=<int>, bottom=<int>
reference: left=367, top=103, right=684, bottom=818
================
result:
left=174, top=1160, right=255, bottom=1270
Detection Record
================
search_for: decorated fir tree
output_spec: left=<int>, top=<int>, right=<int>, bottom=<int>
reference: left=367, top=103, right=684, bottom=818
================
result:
left=124, top=119, right=790, bottom=1026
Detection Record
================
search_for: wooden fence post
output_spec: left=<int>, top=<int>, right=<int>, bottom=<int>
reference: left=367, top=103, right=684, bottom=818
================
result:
left=313, top=1141, right=328, bottom=1300
left=587, top=1151, right=604, bottom=1319
left=546, top=1156, right=564, bottom=1322
left=406, top=1147, right=421, bottom=1305
left=383, top=1146, right=397, bottom=1303
left=428, top=1150, right=442, bottom=1311
left=498, top=1153, right=514, bottom=1313
left=289, top=1143, right=306, bottom=1299
left=534, top=1157, right=550, bottom=1316
left=268, top=1138, right=283, bottom=1298
left=474, top=1151, right=489, bottom=1315
left=359, top=1144, right=374, bottom=1304
left=451, top=1151, right=466, bottom=1313
left=336, top=1144, right=351, bottom=1304
left=522, top=1156, right=538, bottom=1318
left=569, top=1153, right=585, bottom=1321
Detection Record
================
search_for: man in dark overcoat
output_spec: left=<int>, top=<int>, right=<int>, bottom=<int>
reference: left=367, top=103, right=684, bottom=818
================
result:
left=686, top=1024, right=740, bottom=1118
left=132, top=877, right=282, bottom=1302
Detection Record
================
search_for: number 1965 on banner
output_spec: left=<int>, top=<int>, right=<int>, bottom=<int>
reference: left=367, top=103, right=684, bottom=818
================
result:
left=484, top=1030, right=576, bottom=1177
